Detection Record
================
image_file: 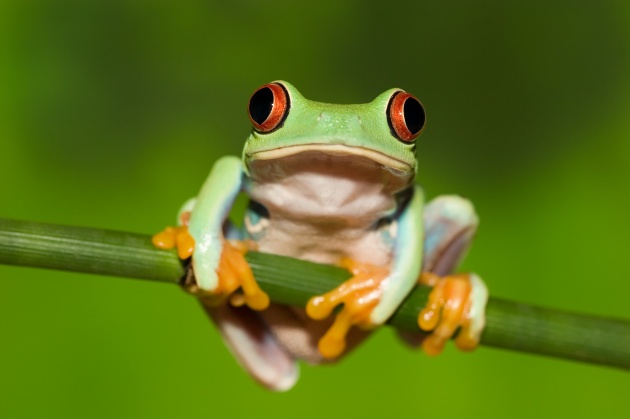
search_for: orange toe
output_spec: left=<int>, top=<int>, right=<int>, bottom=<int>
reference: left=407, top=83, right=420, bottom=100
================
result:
left=175, top=229, right=195, bottom=259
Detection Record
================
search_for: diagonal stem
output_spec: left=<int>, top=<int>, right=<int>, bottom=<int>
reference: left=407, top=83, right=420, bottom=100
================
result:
left=0, top=218, right=629, bottom=371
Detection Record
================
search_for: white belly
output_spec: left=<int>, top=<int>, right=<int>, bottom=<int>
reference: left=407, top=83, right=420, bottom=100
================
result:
left=246, top=151, right=411, bottom=266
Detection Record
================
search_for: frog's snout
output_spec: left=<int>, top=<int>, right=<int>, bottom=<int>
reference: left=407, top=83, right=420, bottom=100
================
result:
left=318, top=111, right=361, bottom=121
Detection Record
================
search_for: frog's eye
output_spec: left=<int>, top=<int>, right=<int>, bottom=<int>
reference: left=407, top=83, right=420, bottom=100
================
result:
left=248, top=82, right=290, bottom=133
left=387, top=91, right=426, bottom=142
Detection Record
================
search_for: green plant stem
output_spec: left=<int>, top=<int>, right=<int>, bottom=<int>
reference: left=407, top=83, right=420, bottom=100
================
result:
left=0, top=218, right=629, bottom=371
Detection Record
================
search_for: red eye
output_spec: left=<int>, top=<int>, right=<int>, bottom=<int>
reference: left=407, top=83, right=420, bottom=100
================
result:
left=387, top=91, right=426, bottom=142
left=247, top=82, right=290, bottom=133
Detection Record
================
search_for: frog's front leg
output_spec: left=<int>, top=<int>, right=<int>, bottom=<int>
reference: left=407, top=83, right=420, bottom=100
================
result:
left=306, top=189, right=489, bottom=359
left=153, top=156, right=269, bottom=310
left=399, top=195, right=488, bottom=355
left=415, top=195, right=489, bottom=355
left=306, top=185, right=425, bottom=359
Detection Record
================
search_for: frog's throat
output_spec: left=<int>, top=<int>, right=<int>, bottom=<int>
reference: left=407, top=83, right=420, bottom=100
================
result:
left=247, top=144, right=413, bottom=173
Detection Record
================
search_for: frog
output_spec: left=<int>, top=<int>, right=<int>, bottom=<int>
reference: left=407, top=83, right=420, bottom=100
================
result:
left=153, top=81, right=488, bottom=391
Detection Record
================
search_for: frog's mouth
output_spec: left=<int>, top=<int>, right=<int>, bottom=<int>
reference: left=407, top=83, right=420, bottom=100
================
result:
left=248, top=144, right=413, bottom=174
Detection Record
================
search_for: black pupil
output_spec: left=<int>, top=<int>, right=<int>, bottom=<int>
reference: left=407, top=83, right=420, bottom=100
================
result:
left=403, top=98, right=425, bottom=135
left=249, top=87, right=274, bottom=125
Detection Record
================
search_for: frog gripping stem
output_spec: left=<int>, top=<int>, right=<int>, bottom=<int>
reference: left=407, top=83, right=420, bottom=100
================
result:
left=153, top=223, right=269, bottom=311
left=152, top=210, right=195, bottom=259
left=218, top=240, right=270, bottom=311
left=306, top=258, right=389, bottom=359
left=417, top=272, right=488, bottom=355
left=152, top=226, right=194, bottom=259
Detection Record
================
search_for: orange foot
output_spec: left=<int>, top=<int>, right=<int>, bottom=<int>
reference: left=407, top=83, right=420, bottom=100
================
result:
left=214, top=239, right=269, bottom=311
left=306, top=258, right=388, bottom=359
left=152, top=211, right=195, bottom=259
left=417, top=272, right=486, bottom=355
left=152, top=225, right=195, bottom=259
left=152, top=214, right=269, bottom=311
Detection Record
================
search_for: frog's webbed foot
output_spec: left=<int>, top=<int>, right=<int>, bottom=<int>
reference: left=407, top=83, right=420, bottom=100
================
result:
left=396, top=195, right=488, bottom=353
left=211, top=239, right=270, bottom=310
left=153, top=210, right=196, bottom=259
left=417, top=272, right=488, bottom=355
left=153, top=211, right=195, bottom=259
left=152, top=212, right=269, bottom=311
left=306, top=258, right=388, bottom=359
left=186, top=238, right=269, bottom=311
left=153, top=226, right=195, bottom=259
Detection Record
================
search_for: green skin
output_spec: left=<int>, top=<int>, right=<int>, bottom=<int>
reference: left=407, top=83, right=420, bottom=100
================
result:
left=188, top=81, right=422, bottom=325
left=178, top=81, right=486, bottom=391
left=242, top=83, right=417, bottom=174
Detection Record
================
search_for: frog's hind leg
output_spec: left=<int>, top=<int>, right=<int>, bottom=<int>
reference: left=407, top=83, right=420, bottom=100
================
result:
left=175, top=218, right=295, bottom=391
left=199, top=298, right=369, bottom=390
left=422, top=195, right=478, bottom=276
left=258, top=305, right=372, bottom=365
left=200, top=301, right=299, bottom=392
left=399, top=195, right=488, bottom=352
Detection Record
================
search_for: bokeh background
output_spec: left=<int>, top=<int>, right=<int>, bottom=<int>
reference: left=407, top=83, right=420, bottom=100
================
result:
left=1, top=1, right=629, bottom=418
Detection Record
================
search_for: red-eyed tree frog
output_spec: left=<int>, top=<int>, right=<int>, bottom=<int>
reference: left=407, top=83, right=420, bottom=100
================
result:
left=154, top=81, right=488, bottom=391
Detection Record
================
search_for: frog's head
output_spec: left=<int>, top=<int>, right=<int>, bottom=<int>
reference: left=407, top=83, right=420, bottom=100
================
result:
left=242, top=81, right=425, bottom=183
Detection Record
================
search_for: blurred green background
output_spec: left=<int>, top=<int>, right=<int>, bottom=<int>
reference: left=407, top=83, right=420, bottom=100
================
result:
left=1, top=1, right=629, bottom=417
